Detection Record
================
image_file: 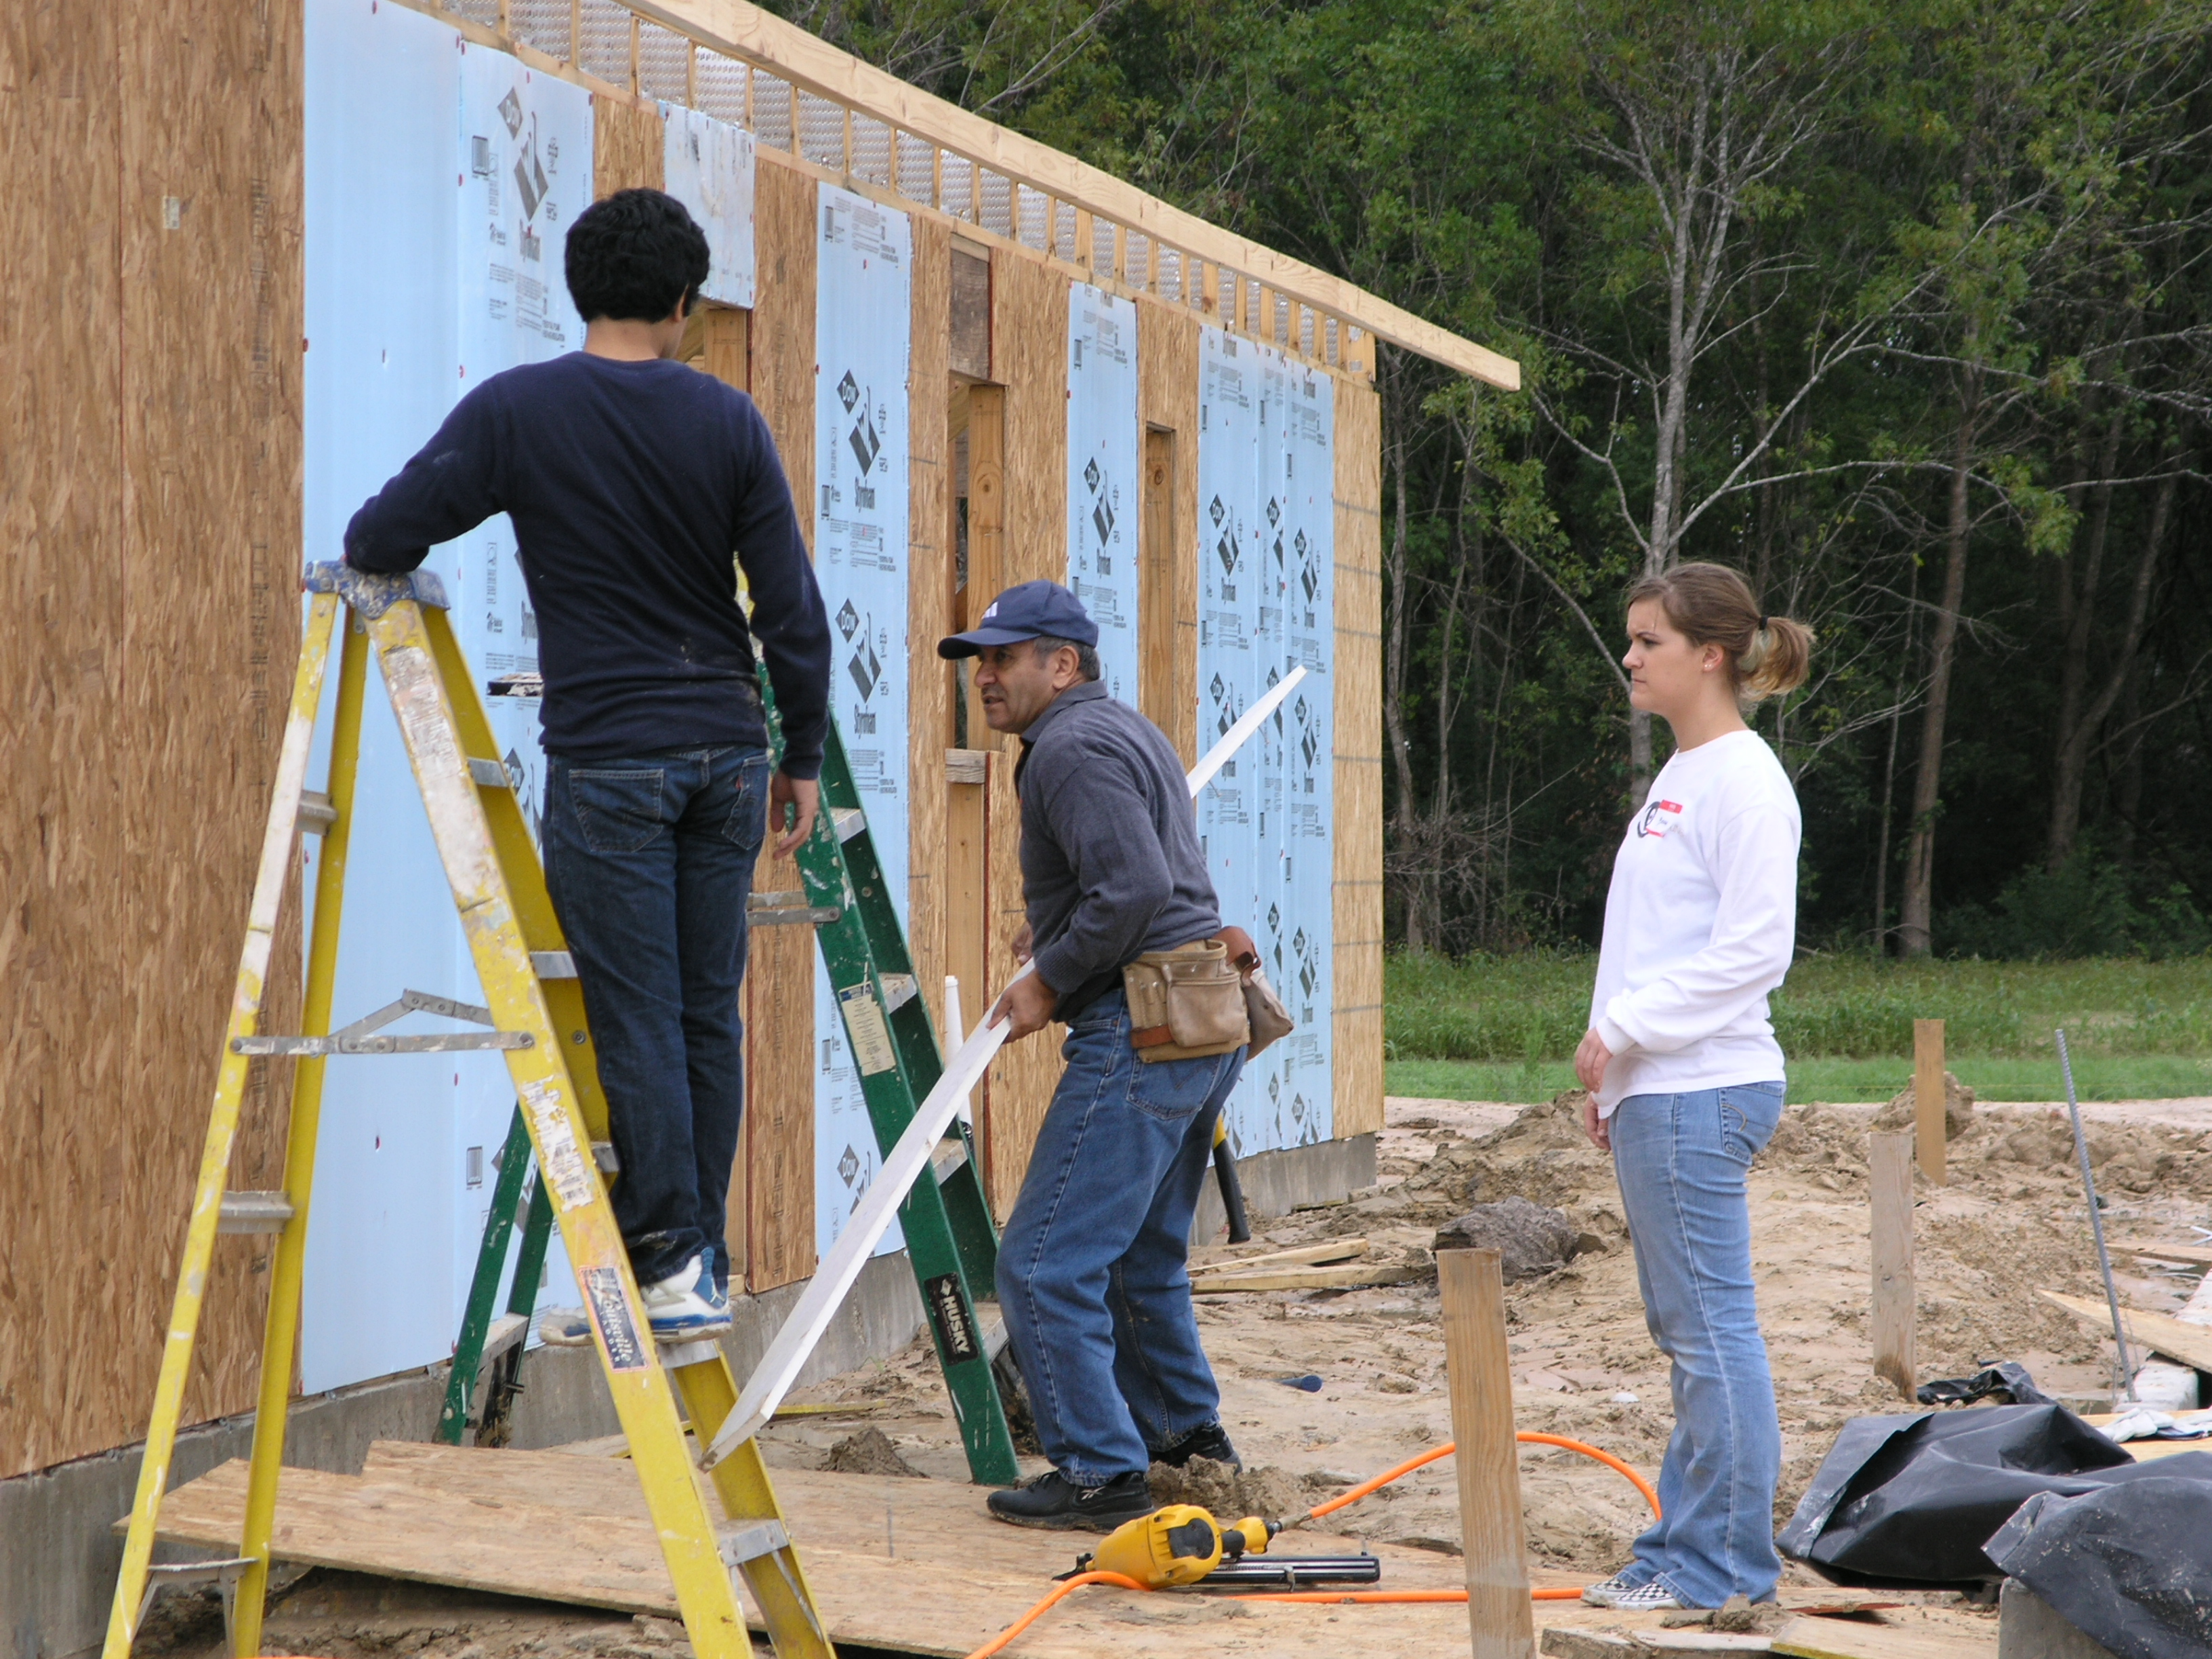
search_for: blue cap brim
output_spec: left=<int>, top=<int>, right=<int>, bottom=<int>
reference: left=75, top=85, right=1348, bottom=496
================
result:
left=936, top=626, right=1043, bottom=659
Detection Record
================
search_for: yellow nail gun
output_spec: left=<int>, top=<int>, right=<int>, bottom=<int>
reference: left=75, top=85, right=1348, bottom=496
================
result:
left=1073, top=1504, right=1277, bottom=1587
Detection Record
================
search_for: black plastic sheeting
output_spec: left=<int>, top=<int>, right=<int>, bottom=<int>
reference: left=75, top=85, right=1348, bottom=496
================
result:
left=1986, top=1479, right=2212, bottom=1659
left=1778, top=1402, right=2212, bottom=1589
left=1914, top=1360, right=2054, bottom=1408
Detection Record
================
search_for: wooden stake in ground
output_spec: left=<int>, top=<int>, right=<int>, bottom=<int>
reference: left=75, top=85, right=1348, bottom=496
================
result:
left=1914, top=1018, right=1946, bottom=1184
left=1439, top=1247, right=1535, bottom=1659
left=1869, top=1131, right=1917, bottom=1399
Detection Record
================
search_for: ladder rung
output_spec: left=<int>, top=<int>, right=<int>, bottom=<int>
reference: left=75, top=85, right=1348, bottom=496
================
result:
left=480, top=1311, right=529, bottom=1366
left=218, top=1191, right=295, bottom=1234
left=467, top=756, right=512, bottom=788
left=592, top=1141, right=619, bottom=1174
left=930, top=1135, right=968, bottom=1186
left=832, top=807, right=866, bottom=842
left=718, top=1518, right=792, bottom=1568
left=750, top=889, right=842, bottom=926
left=297, top=791, right=339, bottom=834
left=880, top=972, right=918, bottom=1010
left=530, top=951, right=577, bottom=979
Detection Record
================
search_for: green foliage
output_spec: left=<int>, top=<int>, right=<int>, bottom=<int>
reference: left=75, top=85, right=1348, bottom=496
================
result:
left=1385, top=949, right=2212, bottom=1061
left=1943, top=854, right=2212, bottom=960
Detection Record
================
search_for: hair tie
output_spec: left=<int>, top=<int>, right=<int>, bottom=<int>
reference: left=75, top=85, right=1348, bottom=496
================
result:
left=1758, top=615, right=1771, bottom=631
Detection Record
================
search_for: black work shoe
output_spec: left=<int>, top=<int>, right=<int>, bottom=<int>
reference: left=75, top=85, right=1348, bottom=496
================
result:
left=1153, top=1422, right=1242, bottom=1471
left=987, top=1469, right=1155, bottom=1531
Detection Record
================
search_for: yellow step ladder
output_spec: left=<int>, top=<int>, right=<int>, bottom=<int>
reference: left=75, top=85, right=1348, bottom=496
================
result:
left=105, top=562, right=834, bottom=1659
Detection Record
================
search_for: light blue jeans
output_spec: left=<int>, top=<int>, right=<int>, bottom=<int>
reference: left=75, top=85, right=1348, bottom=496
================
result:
left=1610, top=1082, right=1786, bottom=1606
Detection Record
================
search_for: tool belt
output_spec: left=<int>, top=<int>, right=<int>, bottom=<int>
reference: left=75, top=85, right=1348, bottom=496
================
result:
left=1124, top=926, right=1296, bottom=1063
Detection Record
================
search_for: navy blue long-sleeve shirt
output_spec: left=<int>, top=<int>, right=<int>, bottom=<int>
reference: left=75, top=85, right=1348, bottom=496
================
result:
left=344, top=352, right=831, bottom=776
left=1017, top=683, right=1223, bottom=1019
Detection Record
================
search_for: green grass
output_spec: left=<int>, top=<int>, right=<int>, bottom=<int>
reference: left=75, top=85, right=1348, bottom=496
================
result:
left=1383, top=951, right=2212, bottom=1102
left=1386, top=1054, right=2212, bottom=1105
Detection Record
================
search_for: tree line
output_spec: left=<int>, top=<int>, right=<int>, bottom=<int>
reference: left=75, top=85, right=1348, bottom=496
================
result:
left=777, top=0, right=2212, bottom=958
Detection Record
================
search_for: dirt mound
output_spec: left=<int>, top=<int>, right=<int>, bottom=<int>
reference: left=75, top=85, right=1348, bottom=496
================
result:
left=1145, top=1455, right=1307, bottom=1524
left=1872, top=1069, right=1975, bottom=1138
left=1434, top=1196, right=1580, bottom=1282
left=823, top=1427, right=926, bottom=1478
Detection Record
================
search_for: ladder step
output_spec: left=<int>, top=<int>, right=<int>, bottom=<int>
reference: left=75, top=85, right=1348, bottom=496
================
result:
left=467, top=756, right=512, bottom=788
left=529, top=950, right=577, bottom=979
left=297, top=791, right=339, bottom=834
left=832, top=807, right=866, bottom=842
left=930, top=1135, right=968, bottom=1186
left=480, top=1311, right=529, bottom=1366
left=218, top=1191, right=295, bottom=1234
left=718, top=1517, right=793, bottom=1569
left=748, top=890, right=842, bottom=926
left=880, top=972, right=918, bottom=1010
left=592, top=1141, right=619, bottom=1174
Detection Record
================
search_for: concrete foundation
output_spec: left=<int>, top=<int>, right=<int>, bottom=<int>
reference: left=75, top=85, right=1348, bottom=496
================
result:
left=1190, top=1132, right=1377, bottom=1243
left=7, top=1130, right=1374, bottom=1659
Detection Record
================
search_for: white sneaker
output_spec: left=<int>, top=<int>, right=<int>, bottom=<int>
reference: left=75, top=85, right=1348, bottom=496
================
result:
left=640, top=1254, right=732, bottom=1340
left=1580, top=1572, right=1647, bottom=1607
left=1610, top=1580, right=1687, bottom=1611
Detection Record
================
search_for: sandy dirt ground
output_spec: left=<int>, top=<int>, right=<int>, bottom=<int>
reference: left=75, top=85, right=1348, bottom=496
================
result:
left=143, top=1089, right=2211, bottom=1658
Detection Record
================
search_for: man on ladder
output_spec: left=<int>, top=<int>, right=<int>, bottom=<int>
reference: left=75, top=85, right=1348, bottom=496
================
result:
left=344, top=186, right=830, bottom=1339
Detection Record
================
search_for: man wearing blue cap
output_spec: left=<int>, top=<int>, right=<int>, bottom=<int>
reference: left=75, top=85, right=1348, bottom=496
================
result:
left=940, top=580, right=1248, bottom=1530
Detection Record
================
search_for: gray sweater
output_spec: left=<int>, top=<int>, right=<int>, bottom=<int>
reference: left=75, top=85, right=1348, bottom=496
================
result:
left=1016, top=682, right=1223, bottom=1020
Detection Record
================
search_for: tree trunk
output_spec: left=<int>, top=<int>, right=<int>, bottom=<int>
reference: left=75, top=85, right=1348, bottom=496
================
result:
left=1898, top=376, right=1980, bottom=958
left=2047, top=456, right=2177, bottom=867
left=2045, top=399, right=2127, bottom=869
left=1872, top=552, right=1921, bottom=946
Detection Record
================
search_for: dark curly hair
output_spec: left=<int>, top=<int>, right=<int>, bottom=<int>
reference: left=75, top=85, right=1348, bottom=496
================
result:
left=563, top=188, right=710, bottom=323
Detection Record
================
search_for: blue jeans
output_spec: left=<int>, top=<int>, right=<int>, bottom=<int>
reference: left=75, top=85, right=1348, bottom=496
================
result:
left=542, top=744, right=770, bottom=1288
left=1610, top=1082, right=1786, bottom=1607
left=996, top=988, right=1246, bottom=1487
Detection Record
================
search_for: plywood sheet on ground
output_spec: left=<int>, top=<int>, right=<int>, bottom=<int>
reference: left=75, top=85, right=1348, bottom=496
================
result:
left=138, top=1443, right=1994, bottom=1658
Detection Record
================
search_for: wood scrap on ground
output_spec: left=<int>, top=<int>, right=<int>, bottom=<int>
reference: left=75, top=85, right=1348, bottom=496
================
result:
left=2039, top=1289, right=2212, bottom=1373
left=1192, top=1237, right=1370, bottom=1271
left=2122, top=1240, right=2212, bottom=1267
left=1188, top=1261, right=1424, bottom=1294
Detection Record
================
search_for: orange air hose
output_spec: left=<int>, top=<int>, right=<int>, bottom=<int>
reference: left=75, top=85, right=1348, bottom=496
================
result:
left=961, top=1433, right=1660, bottom=1656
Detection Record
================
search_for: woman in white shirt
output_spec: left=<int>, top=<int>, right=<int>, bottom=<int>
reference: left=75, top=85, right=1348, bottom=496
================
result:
left=1573, top=562, right=1812, bottom=1612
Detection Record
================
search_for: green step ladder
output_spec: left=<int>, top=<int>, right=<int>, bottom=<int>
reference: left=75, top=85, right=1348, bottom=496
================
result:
left=438, top=680, right=1022, bottom=1483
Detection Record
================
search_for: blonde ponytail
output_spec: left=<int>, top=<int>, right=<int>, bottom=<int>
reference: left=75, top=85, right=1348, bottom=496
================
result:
left=1622, top=562, right=1815, bottom=704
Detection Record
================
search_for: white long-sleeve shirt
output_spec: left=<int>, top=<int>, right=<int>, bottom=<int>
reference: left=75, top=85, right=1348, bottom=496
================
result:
left=1589, top=729, right=1801, bottom=1116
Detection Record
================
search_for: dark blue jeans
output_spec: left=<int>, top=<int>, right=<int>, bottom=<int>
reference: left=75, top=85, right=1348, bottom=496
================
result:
left=543, top=744, right=769, bottom=1288
left=996, top=987, right=1246, bottom=1486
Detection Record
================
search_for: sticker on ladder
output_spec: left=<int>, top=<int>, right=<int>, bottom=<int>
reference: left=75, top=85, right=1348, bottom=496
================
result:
left=520, top=1078, right=595, bottom=1211
left=838, top=984, right=898, bottom=1076
left=578, top=1267, right=649, bottom=1372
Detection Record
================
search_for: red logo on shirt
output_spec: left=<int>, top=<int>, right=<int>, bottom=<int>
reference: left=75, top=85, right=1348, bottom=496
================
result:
left=1636, top=799, right=1685, bottom=839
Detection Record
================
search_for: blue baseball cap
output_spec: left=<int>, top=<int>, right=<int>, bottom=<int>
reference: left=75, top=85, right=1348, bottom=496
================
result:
left=936, top=579, right=1099, bottom=659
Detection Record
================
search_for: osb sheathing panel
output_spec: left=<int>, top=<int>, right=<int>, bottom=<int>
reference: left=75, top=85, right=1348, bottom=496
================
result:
left=979, top=251, right=1069, bottom=1217
left=1134, top=295, right=1200, bottom=767
left=741, top=153, right=819, bottom=1292
left=1332, top=378, right=1384, bottom=1139
left=907, top=216, right=953, bottom=1047
left=593, top=96, right=664, bottom=195
left=0, top=0, right=304, bottom=1478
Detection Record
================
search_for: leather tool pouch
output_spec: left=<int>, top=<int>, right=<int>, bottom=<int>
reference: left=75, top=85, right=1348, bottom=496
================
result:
left=1124, top=926, right=1297, bottom=1063
left=1124, top=940, right=1249, bottom=1062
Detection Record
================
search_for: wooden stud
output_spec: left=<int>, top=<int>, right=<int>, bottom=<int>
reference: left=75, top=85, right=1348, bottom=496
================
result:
left=1870, top=1130, right=1917, bottom=1399
left=964, top=383, right=1006, bottom=749
left=629, top=14, right=640, bottom=98
left=686, top=40, right=697, bottom=109
left=945, top=750, right=990, bottom=1198
left=1438, top=1248, right=1536, bottom=1659
left=570, top=0, right=581, bottom=68
left=1914, top=1018, right=1946, bottom=1184
left=1139, top=427, right=1179, bottom=736
left=1332, top=376, right=1384, bottom=1137
left=1073, top=207, right=1094, bottom=273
